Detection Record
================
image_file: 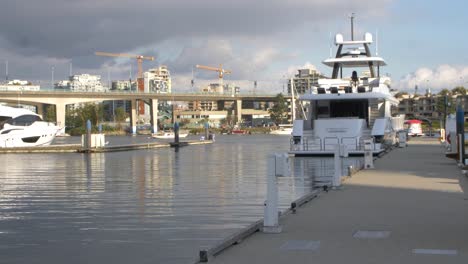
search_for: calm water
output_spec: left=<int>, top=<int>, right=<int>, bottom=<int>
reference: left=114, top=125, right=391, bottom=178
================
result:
left=0, top=135, right=362, bottom=264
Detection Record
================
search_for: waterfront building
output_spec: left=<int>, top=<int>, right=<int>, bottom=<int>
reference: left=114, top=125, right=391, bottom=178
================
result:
left=396, top=94, right=437, bottom=118
left=394, top=93, right=468, bottom=119
left=69, top=74, right=107, bottom=92
left=287, top=68, right=323, bottom=95
left=189, top=83, right=240, bottom=111
left=111, top=80, right=137, bottom=91
left=143, top=66, right=171, bottom=93
left=54, top=80, right=71, bottom=89
left=0, top=79, right=40, bottom=91
left=285, top=68, right=325, bottom=123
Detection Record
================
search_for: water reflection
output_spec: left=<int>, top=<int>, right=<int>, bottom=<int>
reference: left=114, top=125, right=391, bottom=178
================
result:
left=0, top=135, right=362, bottom=264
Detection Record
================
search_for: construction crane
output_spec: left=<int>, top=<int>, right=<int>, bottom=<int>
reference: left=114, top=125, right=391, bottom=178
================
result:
left=195, top=64, right=231, bottom=85
left=95, top=51, right=155, bottom=79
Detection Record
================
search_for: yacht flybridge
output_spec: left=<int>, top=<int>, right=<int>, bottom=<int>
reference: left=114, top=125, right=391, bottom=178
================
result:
left=290, top=27, right=404, bottom=156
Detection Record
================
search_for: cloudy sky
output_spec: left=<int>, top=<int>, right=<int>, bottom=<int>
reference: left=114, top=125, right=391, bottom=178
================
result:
left=1, top=0, right=467, bottom=93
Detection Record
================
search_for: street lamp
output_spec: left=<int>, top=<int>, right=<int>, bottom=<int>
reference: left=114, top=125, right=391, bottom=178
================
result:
left=51, top=65, right=55, bottom=89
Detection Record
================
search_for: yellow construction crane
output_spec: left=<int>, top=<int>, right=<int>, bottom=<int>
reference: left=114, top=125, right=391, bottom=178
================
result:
left=95, top=51, right=155, bottom=79
left=195, top=64, right=231, bottom=85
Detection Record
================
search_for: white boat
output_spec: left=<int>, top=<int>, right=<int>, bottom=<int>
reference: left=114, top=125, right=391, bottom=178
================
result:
left=289, top=23, right=404, bottom=156
left=152, top=131, right=189, bottom=139
left=0, top=105, right=62, bottom=148
left=270, top=124, right=293, bottom=135
left=405, top=120, right=424, bottom=137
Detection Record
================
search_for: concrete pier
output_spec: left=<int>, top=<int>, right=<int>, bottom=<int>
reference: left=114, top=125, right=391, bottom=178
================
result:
left=0, top=140, right=213, bottom=153
left=204, top=138, right=468, bottom=264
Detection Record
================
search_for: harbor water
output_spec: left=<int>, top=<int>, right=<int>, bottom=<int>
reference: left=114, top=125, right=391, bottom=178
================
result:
left=0, top=135, right=363, bottom=264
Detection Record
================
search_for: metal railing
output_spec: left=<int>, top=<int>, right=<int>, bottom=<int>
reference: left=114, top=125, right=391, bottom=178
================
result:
left=323, top=137, right=339, bottom=150
left=341, top=137, right=359, bottom=150
left=290, top=135, right=380, bottom=152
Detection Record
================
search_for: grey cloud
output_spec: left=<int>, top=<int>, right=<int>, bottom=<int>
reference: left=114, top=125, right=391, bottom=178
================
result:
left=0, top=0, right=391, bottom=80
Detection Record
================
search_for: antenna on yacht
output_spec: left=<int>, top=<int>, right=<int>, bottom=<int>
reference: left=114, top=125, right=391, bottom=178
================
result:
left=291, top=77, right=296, bottom=121
left=5, top=60, right=8, bottom=81
left=107, top=66, right=111, bottom=89
left=376, top=29, right=379, bottom=56
left=69, top=62, right=73, bottom=77
left=329, top=32, right=332, bottom=58
left=350, top=13, right=355, bottom=41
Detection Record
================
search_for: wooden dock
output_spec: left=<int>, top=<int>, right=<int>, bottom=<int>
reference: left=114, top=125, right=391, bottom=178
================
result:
left=0, top=140, right=213, bottom=154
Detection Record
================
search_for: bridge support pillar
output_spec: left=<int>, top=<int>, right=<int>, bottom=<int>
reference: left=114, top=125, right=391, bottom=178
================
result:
left=236, top=99, right=242, bottom=125
left=150, top=99, right=158, bottom=134
left=35, top=103, right=44, bottom=118
left=130, top=99, right=137, bottom=135
left=55, top=103, right=66, bottom=134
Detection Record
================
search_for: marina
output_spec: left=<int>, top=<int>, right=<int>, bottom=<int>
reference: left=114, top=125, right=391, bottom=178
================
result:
left=0, top=4, right=467, bottom=264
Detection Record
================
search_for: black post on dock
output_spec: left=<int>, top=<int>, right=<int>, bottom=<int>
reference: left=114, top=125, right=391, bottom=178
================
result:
left=456, top=105, right=465, bottom=164
left=174, top=122, right=179, bottom=144
left=204, top=122, right=209, bottom=140
left=86, top=119, right=92, bottom=152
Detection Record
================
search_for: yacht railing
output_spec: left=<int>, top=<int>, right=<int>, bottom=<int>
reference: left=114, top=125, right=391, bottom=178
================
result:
left=290, top=135, right=380, bottom=152
left=341, top=137, right=359, bottom=150
left=323, top=137, right=339, bottom=150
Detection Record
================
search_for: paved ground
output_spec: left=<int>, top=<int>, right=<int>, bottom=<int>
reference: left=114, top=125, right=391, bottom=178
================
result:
left=208, top=138, right=468, bottom=264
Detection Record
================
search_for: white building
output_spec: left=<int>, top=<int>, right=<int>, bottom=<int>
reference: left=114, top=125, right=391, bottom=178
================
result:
left=0, top=79, right=40, bottom=91
left=111, top=80, right=136, bottom=91
left=288, top=68, right=322, bottom=95
left=54, top=80, right=71, bottom=89
left=69, top=74, right=107, bottom=92
left=144, top=66, right=171, bottom=93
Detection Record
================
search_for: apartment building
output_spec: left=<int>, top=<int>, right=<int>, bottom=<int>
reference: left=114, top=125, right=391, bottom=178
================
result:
left=143, top=66, right=171, bottom=93
left=287, top=68, right=322, bottom=95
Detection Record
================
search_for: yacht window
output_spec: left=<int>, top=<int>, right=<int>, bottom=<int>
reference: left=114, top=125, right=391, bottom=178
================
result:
left=330, top=100, right=368, bottom=119
left=317, top=106, right=329, bottom=116
left=7, top=115, right=42, bottom=126
left=0, top=116, right=11, bottom=130
left=0, top=116, right=10, bottom=123
left=1, top=129, right=22, bottom=134
left=21, top=136, right=40, bottom=143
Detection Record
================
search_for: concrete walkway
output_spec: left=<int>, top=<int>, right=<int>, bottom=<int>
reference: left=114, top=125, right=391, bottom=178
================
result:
left=208, top=138, right=468, bottom=264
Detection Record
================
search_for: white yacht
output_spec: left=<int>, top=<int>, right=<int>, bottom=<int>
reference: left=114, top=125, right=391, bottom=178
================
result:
left=270, top=124, right=293, bottom=135
left=0, top=105, right=62, bottom=148
left=152, top=131, right=189, bottom=139
left=290, top=28, right=404, bottom=156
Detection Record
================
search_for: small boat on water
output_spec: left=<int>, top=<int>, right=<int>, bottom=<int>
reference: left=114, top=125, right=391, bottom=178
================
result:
left=270, top=124, right=293, bottom=135
left=231, top=129, right=247, bottom=135
left=0, top=105, right=62, bottom=148
left=152, top=131, right=189, bottom=139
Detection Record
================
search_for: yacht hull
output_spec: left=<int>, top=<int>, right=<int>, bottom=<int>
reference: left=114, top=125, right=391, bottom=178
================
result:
left=0, top=123, right=61, bottom=148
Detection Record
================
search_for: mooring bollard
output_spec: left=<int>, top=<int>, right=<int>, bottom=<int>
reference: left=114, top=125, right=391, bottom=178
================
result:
left=458, top=133, right=464, bottom=165
left=86, top=119, right=92, bottom=151
left=204, top=122, right=209, bottom=140
left=274, top=153, right=290, bottom=177
left=363, top=139, right=374, bottom=169
left=174, top=122, right=179, bottom=145
left=263, top=154, right=283, bottom=233
left=398, top=131, right=407, bottom=148
left=333, top=144, right=348, bottom=187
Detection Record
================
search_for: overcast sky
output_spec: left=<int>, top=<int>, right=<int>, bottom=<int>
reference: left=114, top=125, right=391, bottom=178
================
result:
left=1, top=0, right=467, bottom=93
